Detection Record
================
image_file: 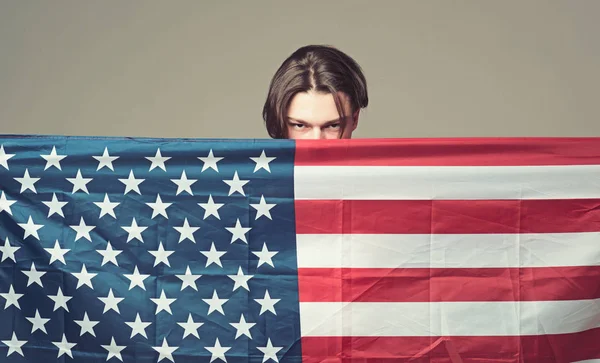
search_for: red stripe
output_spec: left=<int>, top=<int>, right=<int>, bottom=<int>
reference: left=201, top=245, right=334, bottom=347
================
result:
left=295, top=199, right=600, bottom=234
left=298, top=266, right=600, bottom=302
left=294, top=137, right=600, bottom=166
left=301, top=328, right=600, bottom=363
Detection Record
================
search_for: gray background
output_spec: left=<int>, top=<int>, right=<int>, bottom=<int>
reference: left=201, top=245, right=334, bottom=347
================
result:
left=1, top=0, right=598, bottom=139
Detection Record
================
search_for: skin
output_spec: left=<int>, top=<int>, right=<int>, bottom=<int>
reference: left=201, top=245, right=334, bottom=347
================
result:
left=286, top=91, right=358, bottom=139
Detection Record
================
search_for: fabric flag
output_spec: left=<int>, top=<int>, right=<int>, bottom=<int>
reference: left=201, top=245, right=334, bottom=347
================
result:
left=0, top=135, right=599, bottom=363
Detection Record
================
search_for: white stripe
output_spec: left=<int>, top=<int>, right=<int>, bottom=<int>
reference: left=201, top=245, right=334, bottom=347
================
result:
left=294, top=165, right=600, bottom=200
left=572, top=360, right=600, bottom=363
left=296, top=232, right=600, bottom=268
left=299, top=299, right=600, bottom=337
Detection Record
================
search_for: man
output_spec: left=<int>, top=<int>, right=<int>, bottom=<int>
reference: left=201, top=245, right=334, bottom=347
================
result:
left=262, top=45, right=369, bottom=139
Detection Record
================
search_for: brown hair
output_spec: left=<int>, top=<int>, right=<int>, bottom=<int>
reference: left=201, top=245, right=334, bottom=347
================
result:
left=262, top=45, right=369, bottom=139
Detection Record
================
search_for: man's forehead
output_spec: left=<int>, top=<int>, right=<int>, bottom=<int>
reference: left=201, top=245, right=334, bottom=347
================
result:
left=287, top=90, right=353, bottom=125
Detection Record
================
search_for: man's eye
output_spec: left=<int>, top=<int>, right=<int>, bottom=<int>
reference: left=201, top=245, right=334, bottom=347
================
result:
left=291, top=123, right=305, bottom=129
left=328, top=124, right=340, bottom=129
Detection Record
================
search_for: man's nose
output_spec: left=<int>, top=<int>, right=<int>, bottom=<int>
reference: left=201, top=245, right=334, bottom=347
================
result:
left=307, top=128, right=326, bottom=139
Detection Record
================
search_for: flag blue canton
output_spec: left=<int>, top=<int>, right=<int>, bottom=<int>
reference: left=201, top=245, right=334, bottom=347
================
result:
left=0, top=135, right=302, bottom=362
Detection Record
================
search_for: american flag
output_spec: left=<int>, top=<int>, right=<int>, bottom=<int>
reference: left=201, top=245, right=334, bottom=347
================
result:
left=0, top=135, right=599, bottom=363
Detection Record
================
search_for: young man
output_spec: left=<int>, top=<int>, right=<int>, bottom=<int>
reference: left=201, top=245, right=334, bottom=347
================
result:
left=262, top=45, right=369, bottom=139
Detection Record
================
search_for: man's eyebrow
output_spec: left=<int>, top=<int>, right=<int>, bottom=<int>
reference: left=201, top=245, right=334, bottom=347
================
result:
left=287, top=117, right=342, bottom=124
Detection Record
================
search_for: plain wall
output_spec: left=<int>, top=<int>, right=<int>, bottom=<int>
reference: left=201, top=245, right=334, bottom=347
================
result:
left=1, top=0, right=599, bottom=139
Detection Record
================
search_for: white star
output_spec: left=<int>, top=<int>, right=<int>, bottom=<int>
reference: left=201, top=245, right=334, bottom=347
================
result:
left=97, top=241, right=121, bottom=266
left=26, top=309, right=50, bottom=334
left=252, top=243, right=278, bottom=268
left=14, top=169, right=40, bottom=193
left=146, top=194, right=171, bottom=219
left=223, top=171, right=248, bottom=196
left=124, top=266, right=149, bottom=290
left=70, top=216, right=95, bottom=242
left=45, top=240, right=70, bottom=265
left=125, top=313, right=152, bottom=339
left=126, top=313, right=151, bottom=338
left=66, top=169, right=93, bottom=194
left=42, top=193, right=67, bottom=217
left=74, top=312, right=99, bottom=337
left=230, top=314, right=256, bottom=339
left=0, top=145, right=15, bottom=170
left=227, top=266, right=253, bottom=292
left=22, top=262, right=46, bottom=287
left=198, top=195, right=224, bottom=220
left=1, top=332, right=26, bottom=357
left=205, top=338, right=231, bottom=363
left=176, top=266, right=201, bottom=291
left=203, top=290, right=228, bottom=316
left=93, top=147, right=119, bottom=171
left=148, top=242, right=174, bottom=267
left=178, top=313, right=203, bottom=339
left=146, top=148, right=171, bottom=171
left=170, top=170, right=196, bottom=195
left=225, top=218, right=251, bottom=244
left=41, top=146, right=66, bottom=170
left=18, top=216, right=43, bottom=240
left=0, top=237, right=19, bottom=263
left=118, top=170, right=144, bottom=195
left=48, top=287, right=72, bottom=312
left=152, top=338, right=178, bottom=363
left=151, top=290, right=176, bottom=315
left=250, top=195, right=276, bottom=220
left=250, top=150, right=276, bottom=173
left=173, top=218, right=199, bottom=243
left=98, top=288, right=124, bottom=314
left=52, top=334, right=76, bottom=359
left=122, top=218, right=147, bottom=243
left=72, top=264, right=96, bottom=289
left=254, top=290, right=280, bottom=315
left=198, top=149, right=224, bottom=172
left=200, top=242, right=226, bottom=268
left=0, top=191, right=16, bottom=215
left=0, top=285, right=23, bottom=310
left=94, top=193, right=119, bottom=218
left=257, top=338, right=283, bottom=362
left=101, top=337, right=126, bottom=362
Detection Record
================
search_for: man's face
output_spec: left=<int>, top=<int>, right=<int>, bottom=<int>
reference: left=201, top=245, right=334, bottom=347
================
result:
left=286, top=91, right=357, bottom=139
